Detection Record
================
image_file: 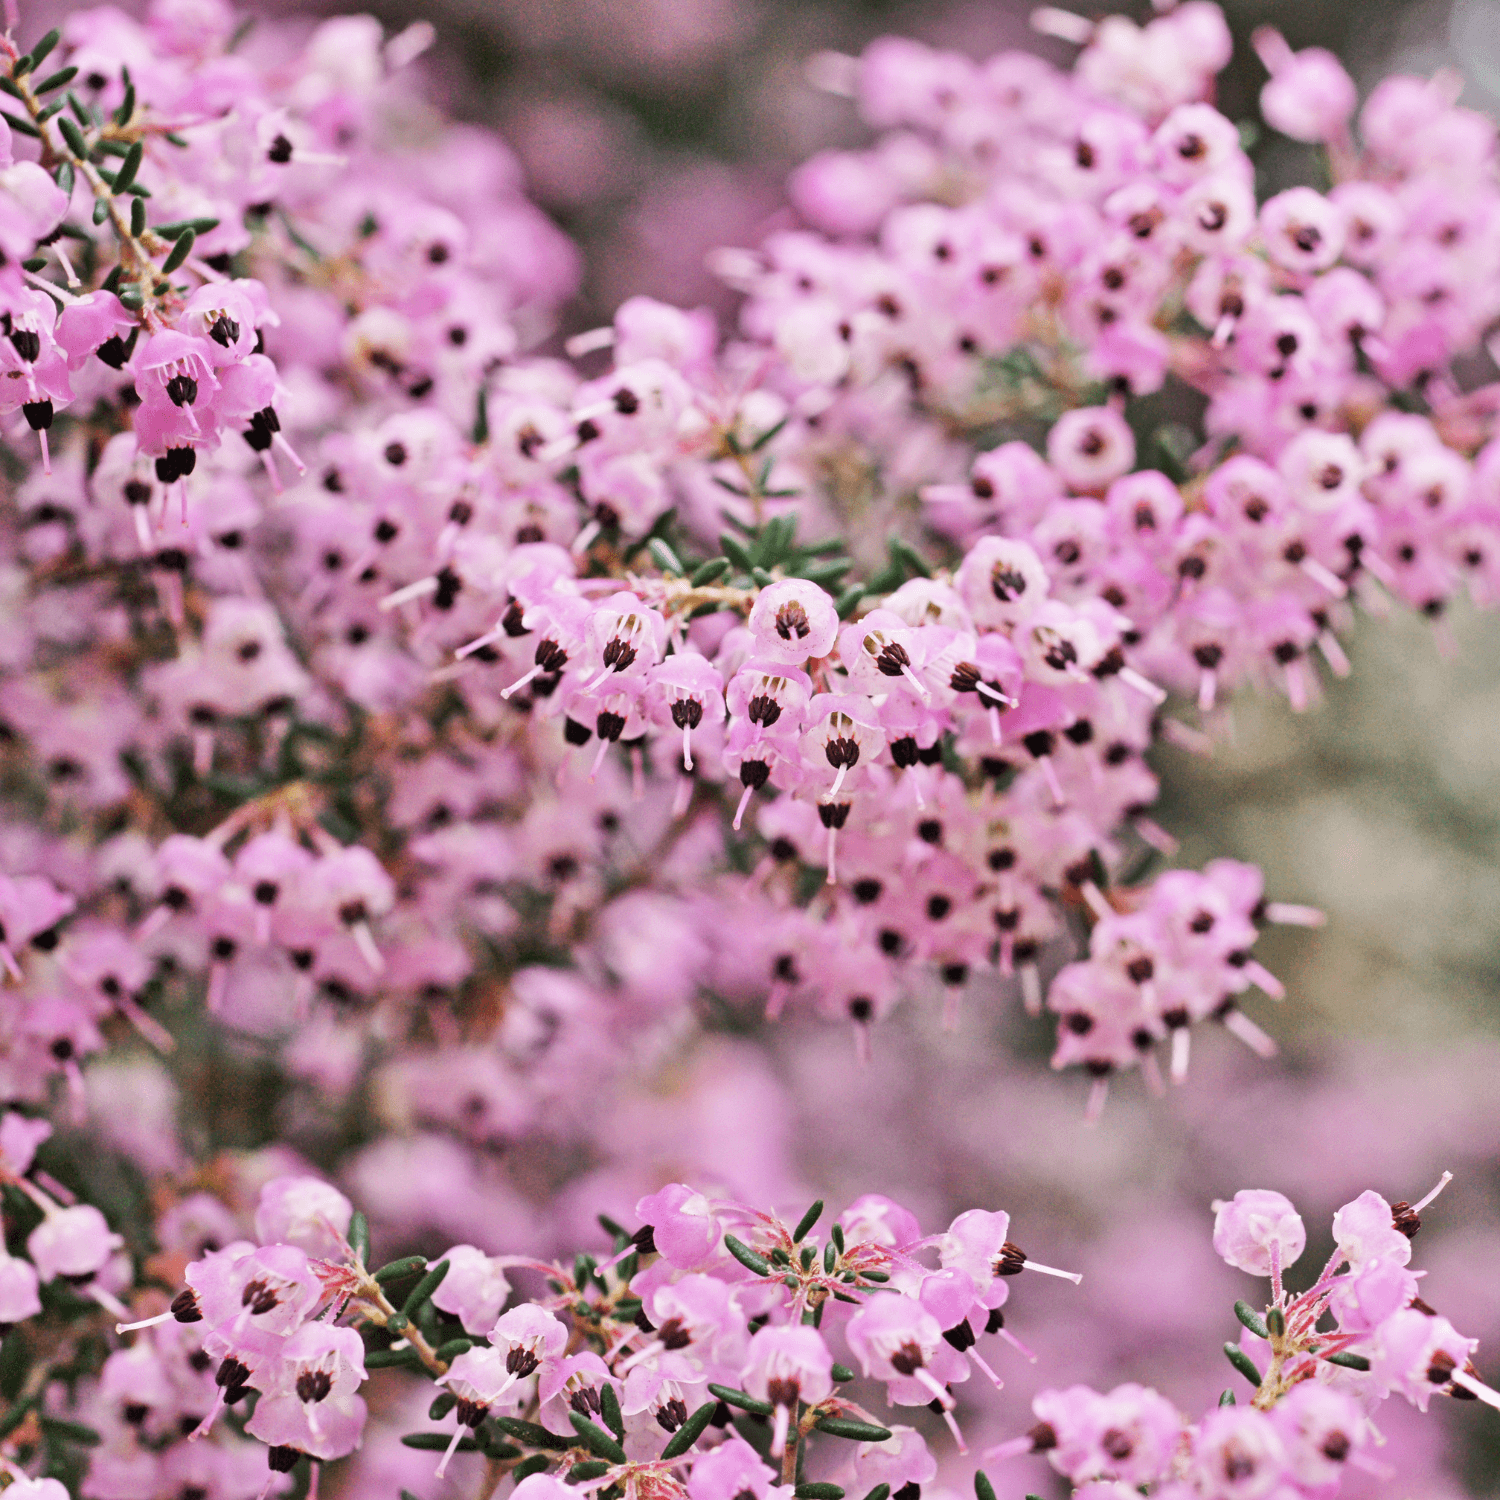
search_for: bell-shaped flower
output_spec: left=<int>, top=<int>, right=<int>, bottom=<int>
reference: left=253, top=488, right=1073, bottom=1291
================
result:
left=1211, top=1189, right=1305, bottom=1278
left=430, top=1244, right=513, bottom=1335
left=253, top=1176, right=353, bottom=1262
left=245, top=1322, right=368, bottom=1460
left=747, top=579, right=840, bottom=665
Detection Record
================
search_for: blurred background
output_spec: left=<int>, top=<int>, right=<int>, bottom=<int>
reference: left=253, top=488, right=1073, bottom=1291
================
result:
left=36, top=0, right=1500, bottom=1493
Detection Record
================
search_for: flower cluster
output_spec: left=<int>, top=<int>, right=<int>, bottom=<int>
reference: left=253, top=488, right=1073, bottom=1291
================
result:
left=3, top=1165, right=1072, bottom=1496
left=986, top=1173, right=1499, bottom=1500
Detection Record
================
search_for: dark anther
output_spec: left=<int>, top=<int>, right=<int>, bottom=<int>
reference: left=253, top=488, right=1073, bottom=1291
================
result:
left=657, top=1317, right=692, bottom=1350
left=602, top=637, right=637, bottom=671
left=738, top=760, right=771, bottom=790
left=942, top=1320, right=975, bottom=1351
left=775, top=601, right=811, bottom=641
left=824, top=737, right=860, bottom=769
left=656, top=1396, right=690, bottom=1431
left=295, top=1370, right=333, bottom=1404
left=267, top=134, right=294, bottom=164
left=171, top=1288, right=203, bottom=1323
left=991, top=567, right=1029, bottom=601
left=456, top=1397, right=490, bottom=1427
left=995, top=1240, right=1027, bottom=1275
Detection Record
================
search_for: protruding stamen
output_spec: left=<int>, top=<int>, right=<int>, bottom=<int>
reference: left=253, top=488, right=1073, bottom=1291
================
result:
left=458, top=627, right=505, bottom=661
left=1222, top=1009, right=1277, bottom=1058
left=380, top=576, right=438, bottom=610
left=1412, top=1171, right=1454, bottom=1216
left=1031, top=5, right=1094, bottom=43
left=565, top=327, right=616, bottom=359
left=1301, top=557, right=1348, bottom=597
left=1080, top=881, right=1111, bottom=922
left=351, top=920, right=384, bottom=975
left=733, top=784, right=755, bottom=831
left=1131, top=816, right=1178, bottom=855
left=1451, top=1369, right=1500, bottom=1409
left=985, top=1434, right=1036, bottom=1462
left=995, top=1324, right=1037, bottom=1362
left=1038, top=755, right=1065, bottom=808
left=500, top=664, right=544, bottom=699
left=1019, top=963, right=1041, bottom=1016
left=1020, top=1258, right=1082, bottom=1285
left=966, top=1345, right=1005, bottom=1391
left=1265, top=902, right=1324, bottom=927
left=939, top=1403, right=968, bottom=1453
left=1084, top=1076, right=1108, bottom=1124
left=1171, top=1026, right=1192, bottom=1083
left=434, top=1424, right=467, bottom=1479
left=1245, top=961, right=1285, bottom=1000
left=1284, top=660, right=1308, bottom=712
left=1160, top=719, right=1213, bottom=755
left=115, top=1309, right=176, bottom=1334
left=1319, top=632, right=1352, bottom=675
left=1119, top=667, right=1166, bottom=704
left=1199, top=669, right=1217, bottom=713
left=1141, top=1052, right=1166, bottom=1097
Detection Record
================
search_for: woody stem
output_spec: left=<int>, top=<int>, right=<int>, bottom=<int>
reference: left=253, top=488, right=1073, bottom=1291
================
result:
left=8, top=65, right=169, bottom=296
left=354, top=1273, right=448, bottom=1377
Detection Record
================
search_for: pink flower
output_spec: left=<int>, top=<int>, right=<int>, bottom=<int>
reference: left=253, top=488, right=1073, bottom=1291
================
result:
left=1211, top=1190, right=1306, bottom=1278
